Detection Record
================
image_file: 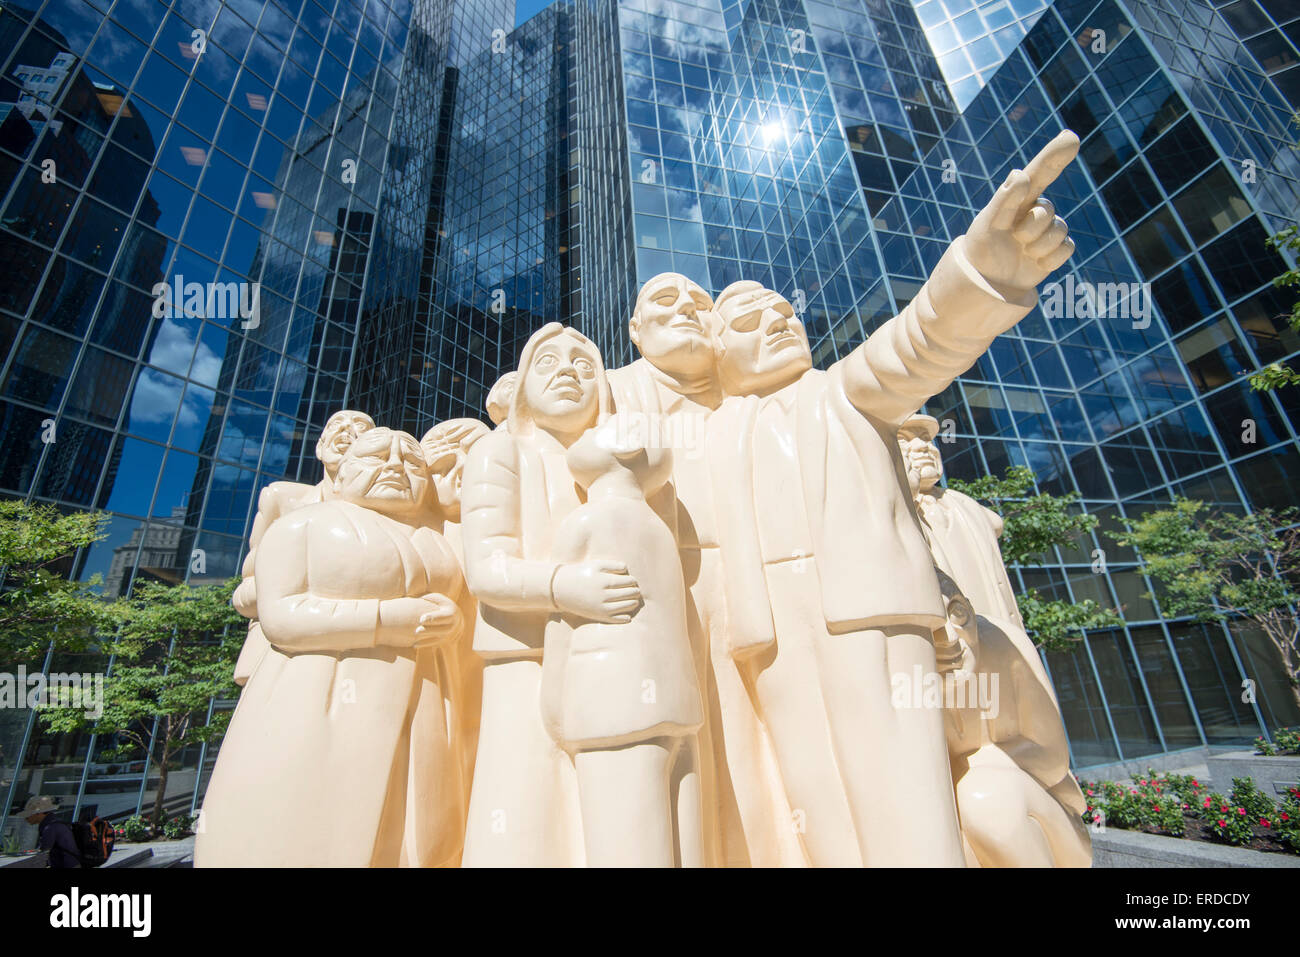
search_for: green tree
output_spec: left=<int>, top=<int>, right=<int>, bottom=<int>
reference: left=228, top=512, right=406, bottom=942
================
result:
left=1109, top=499, right=1300, bottom=712
left=948, top=465, right=1122, bottom=652
left=38, top=578, right=244, bottom=833
left=1249, top=113, right=1300, bottom=392
left=0, top=499, right=120, bottom=661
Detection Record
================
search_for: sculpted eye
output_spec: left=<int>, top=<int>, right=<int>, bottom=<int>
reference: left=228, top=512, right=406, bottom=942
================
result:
left=574, top=357, right=594, bottom=375
left=536, top=353, right=557, bottom=368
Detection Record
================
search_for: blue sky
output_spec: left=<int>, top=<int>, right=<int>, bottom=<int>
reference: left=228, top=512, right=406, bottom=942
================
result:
left=515, top=0, right=556, bottom=27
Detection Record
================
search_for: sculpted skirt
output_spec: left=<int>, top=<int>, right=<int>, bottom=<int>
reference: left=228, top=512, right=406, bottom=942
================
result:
left=195, top=643, right=464, bottom=867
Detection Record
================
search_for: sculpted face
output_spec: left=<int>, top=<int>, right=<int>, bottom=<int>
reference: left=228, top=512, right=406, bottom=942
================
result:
left=716, top=286, right=812, bottom=396
left=521, top=333, right=600, bottom=437
left=421, top=419, right=489, bottom=520
left=316, top=410, right=375, bottom=480
left=334, top=428, right=431, bottom=515
left=485, top=372, right=517, bottom=427
left=899, top=432, right=943, bottom=493
left=631, top=273, right=715, bottom=376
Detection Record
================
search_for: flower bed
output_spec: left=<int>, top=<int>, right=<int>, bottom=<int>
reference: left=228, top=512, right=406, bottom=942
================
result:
left=1254, top=726, right=1300, bottom=756
left=1080, top=771, right=1300, bottom=857
left=112, top=813, right=194, bottom=844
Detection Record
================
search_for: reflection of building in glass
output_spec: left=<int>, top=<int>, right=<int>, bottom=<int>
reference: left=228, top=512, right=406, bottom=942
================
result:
left=102, top=504, right=190, bottom=597
left=1, top=0, right=1299, bottom=841
left=912, top=0, right=1053, bottom=109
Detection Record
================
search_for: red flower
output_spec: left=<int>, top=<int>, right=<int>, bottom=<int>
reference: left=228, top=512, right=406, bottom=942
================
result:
left=1203, top=797, right=1212, bottom=807
left=1283, top=813, right=1290, bottom=822
left=1221, top=805, right=1229, bottom=812
left=1217, top=819, right=1226, bottom=827
left=1087, top=789, right=1094, bottom=796
left=1238, top=807, right=1246, bottom=816
left=1261, top=819, right=1270, bottom=828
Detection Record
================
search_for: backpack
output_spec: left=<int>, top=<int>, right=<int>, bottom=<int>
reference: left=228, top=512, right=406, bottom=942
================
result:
left=72, top=817, right=115, bottom=868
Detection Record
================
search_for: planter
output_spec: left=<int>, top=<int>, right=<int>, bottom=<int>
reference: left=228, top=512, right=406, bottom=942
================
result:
left=1093, top=828, right=1300, bottom=868
left=1205, top=751, right=1300, bottom=799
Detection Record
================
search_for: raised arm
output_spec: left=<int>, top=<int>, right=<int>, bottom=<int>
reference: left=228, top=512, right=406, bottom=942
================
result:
left=839, top=131, right=1080, bottom=428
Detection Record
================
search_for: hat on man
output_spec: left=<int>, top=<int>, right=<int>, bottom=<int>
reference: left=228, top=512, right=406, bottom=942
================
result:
left=19, top=795, right=59, bottom=816
left=898, top=413, right=940, bottom=441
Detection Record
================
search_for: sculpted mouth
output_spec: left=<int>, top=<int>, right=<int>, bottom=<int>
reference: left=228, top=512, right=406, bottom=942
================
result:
left=548, top=378, right=582, bottom=398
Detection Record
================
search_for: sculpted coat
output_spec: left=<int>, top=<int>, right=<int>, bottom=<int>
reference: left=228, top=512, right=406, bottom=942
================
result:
left=934, top=575, right=1091, bottom=867
left=197, top=428, right=472, bottom=868
left=899, top=413, right=1023, bottom=627
left=459, top=323, right=614, bottom=867
left=698, top=236, right=1036, bottom=866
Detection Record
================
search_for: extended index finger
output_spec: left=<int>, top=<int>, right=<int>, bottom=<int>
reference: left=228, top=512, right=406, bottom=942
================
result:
left=1022, top=130, right=1080, bottom=204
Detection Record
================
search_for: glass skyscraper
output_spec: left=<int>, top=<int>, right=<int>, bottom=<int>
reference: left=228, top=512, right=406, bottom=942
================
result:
left=2, top=0, right=1298, bottom=841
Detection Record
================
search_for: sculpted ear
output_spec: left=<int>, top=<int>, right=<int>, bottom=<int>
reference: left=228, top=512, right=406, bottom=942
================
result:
left=628, top=310, right=641, bottom=349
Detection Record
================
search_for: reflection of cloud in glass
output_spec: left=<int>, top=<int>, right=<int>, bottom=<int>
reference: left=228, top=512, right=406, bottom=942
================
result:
left=136, top=319, right=224, bottom=430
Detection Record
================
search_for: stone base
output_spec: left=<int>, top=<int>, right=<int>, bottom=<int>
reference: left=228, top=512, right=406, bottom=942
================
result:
left=1092, top=828, right=1300, bottom=868
left=1204, top=752, right=1300, bottom=799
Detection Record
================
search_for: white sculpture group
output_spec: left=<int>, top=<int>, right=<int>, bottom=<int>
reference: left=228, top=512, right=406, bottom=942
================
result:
left=196, top=132, right=1091, bottom=867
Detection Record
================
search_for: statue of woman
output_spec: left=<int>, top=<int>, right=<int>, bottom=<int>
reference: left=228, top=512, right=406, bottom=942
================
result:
left=459, top=323, right=639, bottom=866
left=196, top=427, right=473, bottom=867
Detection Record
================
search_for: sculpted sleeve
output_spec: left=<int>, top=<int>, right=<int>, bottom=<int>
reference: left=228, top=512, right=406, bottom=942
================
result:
left=838, top=234, right=1038, bottom=429
left=461, top=432, right=561, bottom=613
left=254, top=511, right=384, bottom=652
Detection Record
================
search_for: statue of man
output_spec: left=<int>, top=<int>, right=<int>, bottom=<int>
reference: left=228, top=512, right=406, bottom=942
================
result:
left=897, top=413, right=1022, bottom=627
left=607, top=273, right=793, bottom=867
left=197, top=427, right=473, bottom=867
left=702, top=132, right=1081, bottom=866
left=231, top=410, right=374, bottom=686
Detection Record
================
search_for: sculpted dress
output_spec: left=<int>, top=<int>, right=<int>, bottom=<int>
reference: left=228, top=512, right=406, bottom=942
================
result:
left=230, top=480, right=326, bottom=686
left=196, top=499, right=472, bottom=867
